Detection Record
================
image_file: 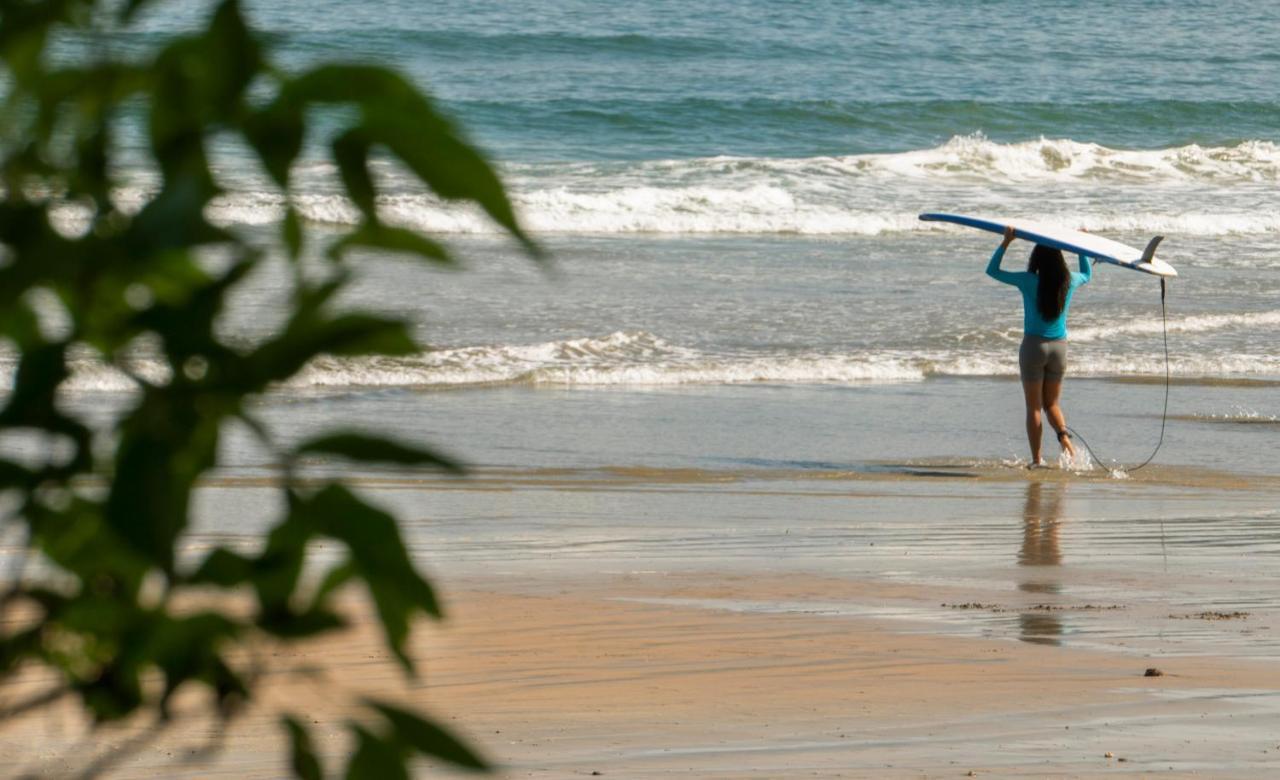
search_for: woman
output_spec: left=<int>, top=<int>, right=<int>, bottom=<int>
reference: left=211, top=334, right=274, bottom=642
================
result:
left=987, top=226, right=1092, bottom=467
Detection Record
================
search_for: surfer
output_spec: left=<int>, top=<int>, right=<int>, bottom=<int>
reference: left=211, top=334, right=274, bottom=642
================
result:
left=987, top=226, right=1091, bottom=467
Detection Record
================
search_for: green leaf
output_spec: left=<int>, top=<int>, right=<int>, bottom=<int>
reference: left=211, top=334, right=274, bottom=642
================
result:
left=313, top=559, right=358, bottom=605
left=0, top=458, right=32, bottom=489
left=293, top=485, right=441, bottom=673
left=191, top=548, right=255, bottom=587
left=0, top=342, right=92, bottom=475
left=0, top=300, right=40, bottom=345
left=317, top=315, right=418, bottom=357
left=243, top=100, right=304, bottom=190
left=281, top=65, right=541, bottom=259
left=55, top=593, right=145, bottom=636
left=330, top=224, right=453, bottom=266
left=27, top=499, right=150, bottom=599
left=0, top=627, right=44, bottom=676
left=249, top=513, right=312, bottom=609
left=256, top=606, right=346, bottom=639
left=332, top=129, right=375, bottom=219
left=241, top=312, right=416, bottom=393
left=0, top=342, right=68, bottom=427
left=148, top=612, right=245, bottom=710
left=283, top=206, right=304, bottom=260
left=370, top=701, right=488, bottom=771
left=0, top=0, right=87, bottom=86
left=296, top=433, right=463, bottom=474
left=346, top=725, right=410, bottom=780
left=283, top=716, right=324, bottom=780
left=106, top=396, right=222, bottom=572
left=126, top=178, right=228, bottom=252
left=130, top=257, right=253, bottom=365
left=80, top=662, right=145, bottom=722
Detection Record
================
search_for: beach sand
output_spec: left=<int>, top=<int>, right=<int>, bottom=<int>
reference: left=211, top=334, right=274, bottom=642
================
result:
left=5, top=464, right=1280, bottom=778
left=6, top=577, right=1280, bottom=778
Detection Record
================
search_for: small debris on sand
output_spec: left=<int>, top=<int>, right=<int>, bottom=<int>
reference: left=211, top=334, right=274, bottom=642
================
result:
left=1144, top=668, right=1164, bottom=677
left=941, top=602, right=1124, bottom=613
left=1104, top=752, right=1114, bottom=758
left=1168, top=611, right=1249, bottom=620
left=1027, top=603, right=1124, bottom=612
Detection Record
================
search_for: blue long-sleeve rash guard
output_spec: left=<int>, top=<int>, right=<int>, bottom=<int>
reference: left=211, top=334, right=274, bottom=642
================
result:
left=986, top=245, right=1092, bottom=339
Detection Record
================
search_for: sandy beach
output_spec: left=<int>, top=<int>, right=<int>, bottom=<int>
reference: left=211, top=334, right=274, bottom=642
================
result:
left=8, top=575, right=1280, bottom=778
left=6, top=462, right=1280, bottom=777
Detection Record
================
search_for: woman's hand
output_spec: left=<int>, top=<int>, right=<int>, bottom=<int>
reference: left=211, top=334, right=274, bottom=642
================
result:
left=1001, top=225, right=1016, bottom=248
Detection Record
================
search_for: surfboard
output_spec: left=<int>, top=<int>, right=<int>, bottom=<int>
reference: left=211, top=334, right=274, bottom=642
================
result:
left=918, top=213, right=1178, bottom=278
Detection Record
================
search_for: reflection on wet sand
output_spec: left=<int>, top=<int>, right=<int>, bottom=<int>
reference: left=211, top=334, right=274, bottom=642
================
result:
left=1018, top=481, right=1064, bottom=645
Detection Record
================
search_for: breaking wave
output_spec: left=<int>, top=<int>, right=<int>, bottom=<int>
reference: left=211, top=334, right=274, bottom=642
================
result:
left=12, top=331, right=1278, bottom=395
left=45, top=136, right=1280, bottom=238
left=1071, top=310, right=1280, bottom=343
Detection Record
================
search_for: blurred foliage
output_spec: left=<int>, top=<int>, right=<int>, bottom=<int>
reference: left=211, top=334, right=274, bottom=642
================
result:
left=0, top=0, right=536, bottom=775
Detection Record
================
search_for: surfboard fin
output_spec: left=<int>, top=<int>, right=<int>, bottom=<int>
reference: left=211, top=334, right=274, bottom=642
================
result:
left=1139, top=235, right=1165, bottom=265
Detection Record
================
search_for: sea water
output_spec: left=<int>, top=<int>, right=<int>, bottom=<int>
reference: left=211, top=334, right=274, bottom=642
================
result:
left=10, top=0, right=1280, bottom=465
left=25, top=0, right=1280, bottom=396
left=7, top=0, right=1280, bottom=661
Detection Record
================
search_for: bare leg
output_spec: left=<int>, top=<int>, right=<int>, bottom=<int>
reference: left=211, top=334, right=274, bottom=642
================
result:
left=1022, top=380, right=1044, bottom=464
left=1042, top=379, right=1076, bottom=458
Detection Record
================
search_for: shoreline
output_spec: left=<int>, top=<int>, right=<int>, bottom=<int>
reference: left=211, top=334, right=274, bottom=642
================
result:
left=195, top=458, right=1280, bottom=491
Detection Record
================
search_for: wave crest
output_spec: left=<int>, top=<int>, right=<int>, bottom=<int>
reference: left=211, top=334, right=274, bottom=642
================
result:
left=1071, top=311, right=1280, bottom=343
left=18, top=330, right=1278, bottom=395
left=43, top=135, right=1280, bottom=238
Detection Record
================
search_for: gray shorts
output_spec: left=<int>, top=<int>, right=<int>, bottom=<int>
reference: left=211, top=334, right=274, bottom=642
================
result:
left=1019, top=335, right=1068, bottom=382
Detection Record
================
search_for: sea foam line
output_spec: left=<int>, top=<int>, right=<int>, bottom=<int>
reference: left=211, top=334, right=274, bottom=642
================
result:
left=1071, top=310, right=1280, bottom=343
left=9, top=331, right=1279, bottom=395
left=197, top=191, right=1280, bottom=238
left=41, top=136, right=1280, bottom=238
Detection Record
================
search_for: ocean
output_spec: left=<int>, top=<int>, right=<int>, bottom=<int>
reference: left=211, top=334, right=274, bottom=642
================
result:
left=31, top=0, right=1279, bottom=470
left=15, top=0, right=1280, bottom=647
left=39, top=0, right=1280, bottom=394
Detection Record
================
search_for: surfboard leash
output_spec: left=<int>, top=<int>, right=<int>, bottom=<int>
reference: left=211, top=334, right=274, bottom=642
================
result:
left=1066, top=277, right=1170, bottom=476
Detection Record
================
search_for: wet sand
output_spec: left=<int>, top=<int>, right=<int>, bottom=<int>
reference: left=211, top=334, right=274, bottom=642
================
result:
left=5, top=463, right=1280, bottom=777
left=429, top=577, right=1280, bottom=778
left=6, top=576, right=1280, bottom=778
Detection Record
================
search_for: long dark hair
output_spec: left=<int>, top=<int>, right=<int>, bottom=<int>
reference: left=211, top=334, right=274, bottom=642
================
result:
left=1028, top=244, right=1069, bottom=321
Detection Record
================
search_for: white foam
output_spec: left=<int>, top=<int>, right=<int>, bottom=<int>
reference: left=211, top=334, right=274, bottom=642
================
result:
left=195, top=189, right=1280, bottom=239
left=276, top=347, right=1280, bottom=391
left=285, top=332, right=929, bottom=390
left=1058, top=448, right=1096, bottom=473
left=45, top=135, right=1280, bottom=238
left=861, top=135, right=1280, bottom=184
left=61, top=359, right=171, bottom=392
left=1071, top=311, right=1280, bottom=343
left=8, top=329, right=1280, bottom=396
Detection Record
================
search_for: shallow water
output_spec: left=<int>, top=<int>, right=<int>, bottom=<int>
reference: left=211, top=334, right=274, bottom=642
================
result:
left=184, top=453, right=1280, bottom=660
left=136, top=372, right=1280, bottom=665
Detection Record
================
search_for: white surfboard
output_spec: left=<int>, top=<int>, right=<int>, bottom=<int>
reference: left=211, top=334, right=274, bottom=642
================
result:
left=919, top=213, right=1178, bottom=278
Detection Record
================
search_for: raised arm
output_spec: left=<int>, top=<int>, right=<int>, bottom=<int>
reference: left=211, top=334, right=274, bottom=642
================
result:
left=1076, top=253, right=1092, bottom=283
left=985, top=226, right=1020, bottom=285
